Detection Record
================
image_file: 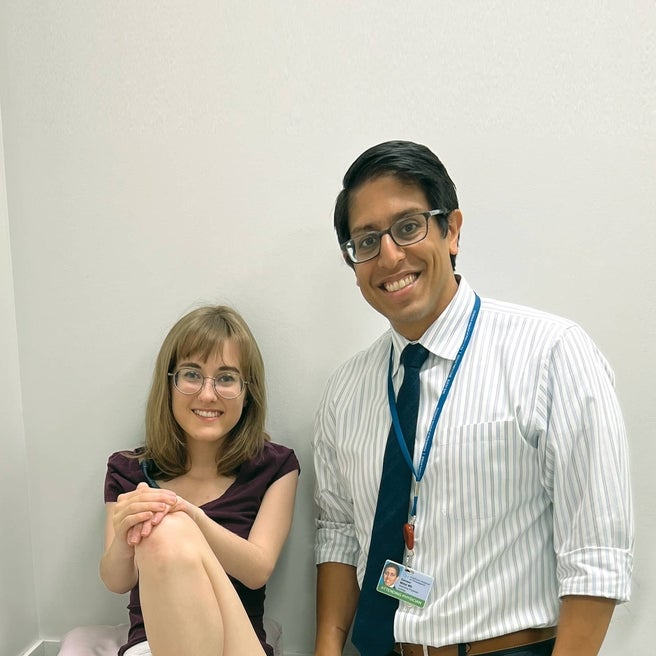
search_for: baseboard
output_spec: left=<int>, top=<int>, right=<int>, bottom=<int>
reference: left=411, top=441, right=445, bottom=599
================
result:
left=44, top=641, right=59, bottom=656
left=18, top=640, right=59, bottom=656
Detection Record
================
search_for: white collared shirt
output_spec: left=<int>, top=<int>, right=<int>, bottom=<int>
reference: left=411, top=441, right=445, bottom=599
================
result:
left=314, top=277, right=633, bottom=646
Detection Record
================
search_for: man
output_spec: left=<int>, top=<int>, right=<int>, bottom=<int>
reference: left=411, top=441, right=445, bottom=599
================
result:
left=313, top=141, right=633, bottom=656
left=381, top=563, right=401, bottom=589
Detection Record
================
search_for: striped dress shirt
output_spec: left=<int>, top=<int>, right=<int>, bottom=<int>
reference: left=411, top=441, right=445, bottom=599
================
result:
left=314, top=276, right=633, bottom=647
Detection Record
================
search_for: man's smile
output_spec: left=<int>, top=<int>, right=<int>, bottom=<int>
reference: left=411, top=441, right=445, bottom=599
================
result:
left=381, top=273, right=419, bottom=293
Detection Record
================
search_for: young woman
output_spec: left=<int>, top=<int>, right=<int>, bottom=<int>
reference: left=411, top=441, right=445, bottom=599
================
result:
left=100, top=306, right=299, bottom=656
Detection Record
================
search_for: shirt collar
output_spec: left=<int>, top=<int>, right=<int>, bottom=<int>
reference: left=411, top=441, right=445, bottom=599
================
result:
left=390, top=275, right=477, bottom=375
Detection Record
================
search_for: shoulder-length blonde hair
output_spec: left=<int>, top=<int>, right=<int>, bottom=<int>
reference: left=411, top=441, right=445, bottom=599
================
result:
left=141, top=305, right=268, bottom=477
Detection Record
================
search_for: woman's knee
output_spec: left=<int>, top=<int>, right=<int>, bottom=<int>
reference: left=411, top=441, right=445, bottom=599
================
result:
left=135, top=512, right=203, bottom=570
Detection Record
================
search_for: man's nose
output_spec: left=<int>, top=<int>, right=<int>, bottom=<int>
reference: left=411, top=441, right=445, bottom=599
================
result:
left=377, top=233, right=405, bottom=267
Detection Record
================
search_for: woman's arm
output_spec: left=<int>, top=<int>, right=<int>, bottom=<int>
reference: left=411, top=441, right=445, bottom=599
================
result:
left=100, top=503, right=137, bottom=593
left=99, top=485, right=178, bottom=593
left=180, top=469, right=299, bottom=590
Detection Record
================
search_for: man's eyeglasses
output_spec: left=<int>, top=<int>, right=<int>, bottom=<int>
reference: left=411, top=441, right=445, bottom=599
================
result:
left=340, top=209, right=449, bottom=264
left=168, top=367, right=248, bottom=399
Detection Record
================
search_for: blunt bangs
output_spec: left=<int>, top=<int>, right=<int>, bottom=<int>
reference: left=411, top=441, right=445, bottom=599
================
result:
left=173, top=322, right=232, bottom=371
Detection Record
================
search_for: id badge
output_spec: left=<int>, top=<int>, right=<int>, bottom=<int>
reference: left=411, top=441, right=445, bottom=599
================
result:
left=376, top=559, right=434, bottom=608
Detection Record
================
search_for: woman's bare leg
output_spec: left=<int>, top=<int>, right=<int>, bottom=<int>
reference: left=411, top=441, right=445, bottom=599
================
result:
left=135, top=512, right=265, bottom=656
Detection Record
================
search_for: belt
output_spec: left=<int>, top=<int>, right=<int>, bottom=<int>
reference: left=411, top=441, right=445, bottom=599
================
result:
left=394, top=627, right=557, bottom=656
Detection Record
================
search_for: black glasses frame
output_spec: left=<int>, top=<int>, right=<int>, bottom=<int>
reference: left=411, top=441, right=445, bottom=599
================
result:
left=340, top=209, right=449, bottom=264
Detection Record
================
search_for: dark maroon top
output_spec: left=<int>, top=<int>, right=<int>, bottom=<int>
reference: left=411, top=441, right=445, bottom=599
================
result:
left=104, top=441, right=300, bottom=656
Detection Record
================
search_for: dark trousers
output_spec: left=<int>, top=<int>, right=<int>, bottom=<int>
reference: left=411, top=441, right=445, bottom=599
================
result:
left=386, top=638, right=555, bottom=656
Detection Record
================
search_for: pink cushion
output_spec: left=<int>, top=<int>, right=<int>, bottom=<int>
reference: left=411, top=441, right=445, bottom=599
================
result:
left=58, top=624, right=129, bottom=655
left=58, top=618, right=282, bottom=655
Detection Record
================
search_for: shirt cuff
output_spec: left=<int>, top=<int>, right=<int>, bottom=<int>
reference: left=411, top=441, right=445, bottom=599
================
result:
left=315, top=520, right=360, bottom=567
left=558, top=547, right=633, bottom=602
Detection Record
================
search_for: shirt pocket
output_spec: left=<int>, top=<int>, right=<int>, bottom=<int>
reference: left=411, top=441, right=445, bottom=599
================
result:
left=436, top=418, right=524, bottom=520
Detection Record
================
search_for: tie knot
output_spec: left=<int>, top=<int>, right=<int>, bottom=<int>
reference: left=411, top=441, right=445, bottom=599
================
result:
left=401, top=343, right=429, bottom=371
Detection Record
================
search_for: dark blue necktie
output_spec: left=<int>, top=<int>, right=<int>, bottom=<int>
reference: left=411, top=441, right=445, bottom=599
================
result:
left=351, top=343, right=429, bottom=656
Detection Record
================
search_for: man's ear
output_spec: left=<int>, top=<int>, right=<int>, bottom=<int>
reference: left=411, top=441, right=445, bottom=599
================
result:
left=447, top=209, right=463, bottom=256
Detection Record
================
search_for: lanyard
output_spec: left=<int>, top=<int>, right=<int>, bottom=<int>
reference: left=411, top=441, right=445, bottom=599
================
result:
left=387, top=293, right=480, bottom=553
left=140, top=459, right=161, bottom=489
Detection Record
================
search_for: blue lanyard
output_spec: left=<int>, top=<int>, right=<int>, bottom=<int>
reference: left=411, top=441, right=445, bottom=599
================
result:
left=387, top=294, right=480, bottom=518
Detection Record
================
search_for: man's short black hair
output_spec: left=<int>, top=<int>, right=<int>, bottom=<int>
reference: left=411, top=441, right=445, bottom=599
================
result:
left=333, top=140, right=459, bottom=269
left=384, top=562, right=401, bottom=575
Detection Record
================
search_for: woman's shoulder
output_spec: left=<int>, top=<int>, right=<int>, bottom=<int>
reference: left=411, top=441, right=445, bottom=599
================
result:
left=104, top=448, right=145, bottom=501
left=107, top=448, right=143, bottom=473
left=240, top=440, right=300, bottom=480
left=263, top=440, right=299, bottom=469
left=261, top=440, right=296, bottom=458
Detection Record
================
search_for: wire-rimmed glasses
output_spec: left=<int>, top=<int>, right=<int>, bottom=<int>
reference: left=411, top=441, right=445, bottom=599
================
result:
left=168, top=367, right=248, bottom=399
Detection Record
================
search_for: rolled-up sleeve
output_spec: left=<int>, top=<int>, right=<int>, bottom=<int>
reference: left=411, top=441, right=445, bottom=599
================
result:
left=540, top=325, right=633, bottom=602
left=313, top=376, right=360, bottom=567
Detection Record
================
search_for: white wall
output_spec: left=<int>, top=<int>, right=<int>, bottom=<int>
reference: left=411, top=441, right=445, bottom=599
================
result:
left=1, top=2, right=654, bottom=655
left=0, top=105, right=39, bottom=654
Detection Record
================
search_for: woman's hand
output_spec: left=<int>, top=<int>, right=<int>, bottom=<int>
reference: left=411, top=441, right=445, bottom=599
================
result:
left=101, top=484, right=178, bottom=594
left=114, top=483, right=178, bottom=547
left=125, top=486, right=204, bottom=546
